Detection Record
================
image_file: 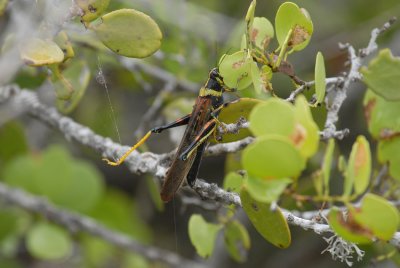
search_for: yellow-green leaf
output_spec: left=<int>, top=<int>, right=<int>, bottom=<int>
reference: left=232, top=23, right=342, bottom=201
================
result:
left=250, top=61, right=262, bottom=94
left=363, top=89, right=400, bottom=139
left=244, top=0, right=257, bottom=49
left=224, top=220, right=250, bottom=263
left=249, top=98, right=295, bottom=137
left=20, top=38, right=64, bottom=66
left=54, top=60, right=91, bottom=112
left=26, top=222, right=72, bottom=260
left=275, top=2, right=313, bottom=52
left=322, top=139, right=335, bottom=196
left=241, top=189, right=291, bottom=248
left=188, top=214, right=221, bottom=258
left=223, top=172, right=244, bottom=193
left=76, top=0, right=110, bottom=22
left=242, top=135, right=305, bottom=179
left=245, top=0, right=256, bottom=26
left=94, top=9, right=162, bottom=58
left=245, top=175, right=291, bottom=203
left=345, top=136, right=371, bottom=196
left=378, top=138, right=400, bottom=180
left=293, top=95, right=320, bottom=158
left=215, top=97, right=262, bottom=143
left=351, top=194, right=399, bottom=241
left=54, top=31, right=75, bottom=61
left=360, top=49, right=400, bottom=101
left=249, top=17, right=274, bottom=51
left=145, top=176, right=164, bottom=211
left=328, top=208, right=372, bottom=244
left=314, top=52, right=326, bottom=106
left=219, top=50, right=253, bottom=90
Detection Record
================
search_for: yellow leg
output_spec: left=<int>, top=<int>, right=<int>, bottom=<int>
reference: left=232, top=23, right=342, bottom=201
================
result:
left=102, top=131, right=152, bottom=166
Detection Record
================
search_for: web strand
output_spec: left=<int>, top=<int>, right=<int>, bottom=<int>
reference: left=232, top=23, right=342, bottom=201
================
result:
left=97, top=57, right=122, bottom=145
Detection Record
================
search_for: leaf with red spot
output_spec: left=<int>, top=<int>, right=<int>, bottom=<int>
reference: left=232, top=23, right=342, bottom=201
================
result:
left=328, top=194, right=399, bottom=243
left=344, top=136, right=371, bottom=197
left=219, top=51, right=253, bottom=90
left=328, top=207, right=372, bottom=244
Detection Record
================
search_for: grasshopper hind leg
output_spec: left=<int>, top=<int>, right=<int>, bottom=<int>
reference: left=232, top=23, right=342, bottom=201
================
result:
left=186, top=142, right=207, bottom=187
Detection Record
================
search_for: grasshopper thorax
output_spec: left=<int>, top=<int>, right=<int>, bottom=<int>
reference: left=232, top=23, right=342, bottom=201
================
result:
left=203, top=68, right=224, bottom=94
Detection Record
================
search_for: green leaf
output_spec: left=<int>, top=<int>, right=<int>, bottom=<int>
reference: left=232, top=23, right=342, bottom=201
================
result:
left=81, top=236, right=114, bottom=267
left=54, top=31, right=74, bottom=61
left=67, top=162, right=105, bottom=212
left=250, top=62, right=262, bottom=94
left=378, top=137, right=400, bottom=180
left=329, top=195, right=400, bottom=244
left=351, top=193, right=399, bottom=241
left=245, top=0, right=256, bottom=27
left=240, top=189, right=291, bottom=248
left=34, top=147, right=73, bottom=205
left=54, top=60, right=91, bottom=113
left=26, top=222, right=72, bottom=260
left=360, top=49, right=400, bottom=101
left=3, top=146, right=104, bottom=212
left=314, top=52, right=326, bottom=106
left=242, top=135, right=305, bottom=179
left=245, top=175, right=291, bottom=203
left=123, top=253, right=149, bottom=268
left=260, top=65, right=273, bottom=92
left=94, top=9, right=162, bottom=58
left=346, top=136, right=371, bottom=196
left=275, top=2, right=313, bottom=52
left=20, top=38, right=64, bottom=66
left=249, top=98, right=295, bottom=137
left=363, top=89, right=400, bottom=139
left=328, top=208, right=372, bottom=244
left=223, top=172, right=244, bottom=193
left=244, top=0, right=256, bottom=49
left=75, top=0, right=110, bottom=22
left=88, top=190, right=152, bottom=242
left=0, top=209, right=19, bottom=241
left=3, top=155, right=40, bottom=194
left=224, top=220, right=250, bottom=263
left=145, top=176, right=164, bottom=211
left=293, top=95, right=320, bottom=158
left=219, top=50, right=253, bottom=90
left=0, top=121, right=28, bottom=164
left=249, top=17, right=274, bottom=51
left=188, top=214, right=221, bottom=258
left=215, top=97, right=262, bottom=143
left=322, top=139, right=335, bottom=196
left=338, top=155, right=347, bottom=173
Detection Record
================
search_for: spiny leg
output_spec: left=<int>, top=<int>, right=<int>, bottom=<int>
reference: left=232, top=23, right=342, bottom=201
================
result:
left=103, top=113, right=191, bottom=166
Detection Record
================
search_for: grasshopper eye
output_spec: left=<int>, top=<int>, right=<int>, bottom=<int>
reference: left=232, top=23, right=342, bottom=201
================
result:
left=210, top=68, right=221, bottom=79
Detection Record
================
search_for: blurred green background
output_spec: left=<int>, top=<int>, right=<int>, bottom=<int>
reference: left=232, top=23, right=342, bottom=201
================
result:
left=0, top=0, right=399, bottom=267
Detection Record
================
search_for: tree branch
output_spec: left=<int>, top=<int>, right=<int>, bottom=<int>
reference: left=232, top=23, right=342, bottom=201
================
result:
left=0, top=18, right=397, bottom=262
left=323, top=18, right=395, bottom=137
left=0, top=182, right=205, bottom=268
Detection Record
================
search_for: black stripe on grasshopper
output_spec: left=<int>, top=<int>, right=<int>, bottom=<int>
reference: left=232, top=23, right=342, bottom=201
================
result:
left=103, top=67, right=233, bottom=202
